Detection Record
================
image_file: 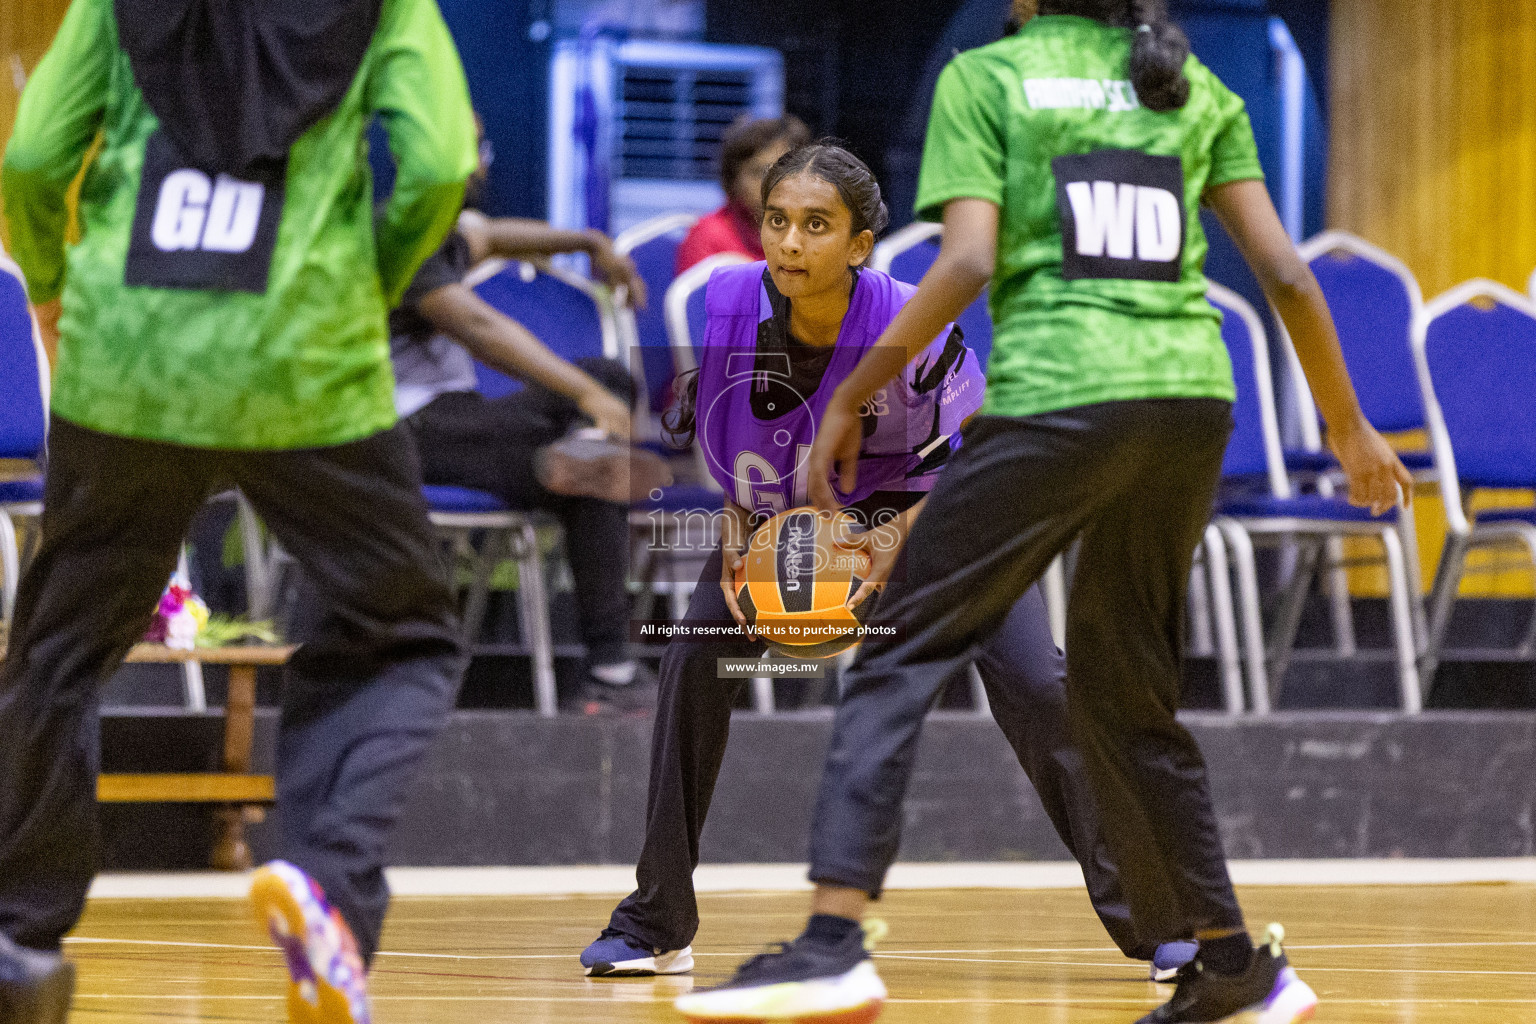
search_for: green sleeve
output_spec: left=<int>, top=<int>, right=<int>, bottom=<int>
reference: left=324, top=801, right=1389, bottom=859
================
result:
left=1, top=0, right=113, bottom=303
left=914, top=57, right=1008, bottom=222
left=366, top=0, right=477, bottom=307
left=1207, top=78, right=1265, bottom=188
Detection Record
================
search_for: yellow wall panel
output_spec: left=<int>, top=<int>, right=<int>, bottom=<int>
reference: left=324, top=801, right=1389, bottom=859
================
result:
left=1330, top=0, right=1536, bottom=298
left=0, top=0, right=71, bottom=247
left=1331, top=0, right=1536, bottom=599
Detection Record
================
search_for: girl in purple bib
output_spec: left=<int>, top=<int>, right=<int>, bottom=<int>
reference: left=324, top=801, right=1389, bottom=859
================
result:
left=579, top=144, right=1172, bottom=979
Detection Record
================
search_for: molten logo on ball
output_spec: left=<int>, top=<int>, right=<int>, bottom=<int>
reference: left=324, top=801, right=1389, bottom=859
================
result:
left=735, top=507, right=874, bottom=659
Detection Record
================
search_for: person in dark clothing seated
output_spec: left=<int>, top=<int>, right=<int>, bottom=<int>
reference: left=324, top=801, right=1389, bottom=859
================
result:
left=392, top=210, right=671, bottom=710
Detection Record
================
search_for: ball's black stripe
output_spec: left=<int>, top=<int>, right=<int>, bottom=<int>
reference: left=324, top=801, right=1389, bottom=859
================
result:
left=775, top=511, right=818, bottom=614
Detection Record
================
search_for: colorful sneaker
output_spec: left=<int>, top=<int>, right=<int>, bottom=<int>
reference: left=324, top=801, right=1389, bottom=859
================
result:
left=250, top=860, right=372, bottom=1024
left=1136, top=925, right=1317, bottom=1024
left=580, top=929, right=694, bottom=977
left=674, top=920, right=887, bottom=1024
left=1150, top=939, right=1199, bottom=982
left=0, top=934, right=75, bottom=1024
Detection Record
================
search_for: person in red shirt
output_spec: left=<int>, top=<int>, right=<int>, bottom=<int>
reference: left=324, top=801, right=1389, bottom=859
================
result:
left=676, top=114, right=810, bottom=273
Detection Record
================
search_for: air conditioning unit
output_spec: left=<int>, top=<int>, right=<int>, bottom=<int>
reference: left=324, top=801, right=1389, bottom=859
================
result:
left=549, top=39, right=783, bottom=236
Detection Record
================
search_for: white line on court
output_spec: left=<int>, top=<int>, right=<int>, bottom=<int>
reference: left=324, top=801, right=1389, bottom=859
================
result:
left=64, top=934, right=1536, bottom=969
left=65, top=993, right=1536, bottom=1006
left=84, top=858, right=1536, bottom=900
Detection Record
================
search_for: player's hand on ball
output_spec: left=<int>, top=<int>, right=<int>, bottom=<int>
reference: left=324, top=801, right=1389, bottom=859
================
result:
left=808, top=400, right=863, bottom=512
left=720, top=543, right=754, bottom=637
left=1329, top=413, right=1413, bottom=517
left=830, top=513, right=905, bottom=611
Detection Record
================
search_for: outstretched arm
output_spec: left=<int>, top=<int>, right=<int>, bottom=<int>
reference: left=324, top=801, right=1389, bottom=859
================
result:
left=1206, top=179, right=1410, bottom=514
left=457, top=209, right=646, bottom=307
left=806, top=198, right=998, bottom=510
left=418, top=283, right=632, bottom=438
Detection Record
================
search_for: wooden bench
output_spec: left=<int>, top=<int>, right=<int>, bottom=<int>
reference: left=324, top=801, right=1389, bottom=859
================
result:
left=97, top=643, right=296, bottom=870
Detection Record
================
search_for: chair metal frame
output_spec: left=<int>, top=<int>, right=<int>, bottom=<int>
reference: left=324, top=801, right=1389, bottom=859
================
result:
left=1278, top=231, right=1433, bottom=656
left=869, top=221, right=942, bottom=275
left=1208, top=281, right=1422, bottom=713
left=1412, top=279, right=1536, bottom=680
left=430, top=497, right=557, bottom=716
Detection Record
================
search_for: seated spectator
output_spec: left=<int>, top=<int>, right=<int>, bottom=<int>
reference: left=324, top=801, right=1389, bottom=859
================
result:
left=392, top=209, right=671, bottom=712
left=676, top=114, right=810, bottom=273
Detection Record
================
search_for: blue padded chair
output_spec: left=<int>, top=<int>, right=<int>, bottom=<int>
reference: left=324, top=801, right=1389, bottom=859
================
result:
left=1208, top=282, right=1422, bottom=713
left=1275, top=233, right=1435, bottom=653
left=467, top=257, right=619, bottom=396
left=0, top=250, right=49, bottom=619
left=614, top=213, right=698, bottom=435
left=417, top=256, right=619, bottom=716
left=871, top=222, right=994, bottom=371
left=1415, top=280, right=1536, bottom=678
left=1280, top=231, right=1433, bottom=474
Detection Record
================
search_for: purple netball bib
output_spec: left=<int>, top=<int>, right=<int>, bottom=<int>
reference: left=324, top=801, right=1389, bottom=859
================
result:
left=696, top=263, right=984, bottom=519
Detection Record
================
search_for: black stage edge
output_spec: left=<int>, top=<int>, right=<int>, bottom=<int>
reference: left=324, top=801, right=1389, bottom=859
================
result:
left=100, top=710, right=1536, bottom=870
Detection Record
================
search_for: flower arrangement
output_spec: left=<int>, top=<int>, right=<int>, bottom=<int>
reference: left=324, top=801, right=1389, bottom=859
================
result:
left=144, top=582, right=210, bottom=650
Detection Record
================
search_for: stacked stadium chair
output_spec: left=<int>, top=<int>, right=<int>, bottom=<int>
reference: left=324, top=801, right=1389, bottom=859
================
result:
left=0, top=249, right=49, bottom=621
left=1208, top=283, right=1423, bottom=713
left=1413, top=280, right=1536, bottom=681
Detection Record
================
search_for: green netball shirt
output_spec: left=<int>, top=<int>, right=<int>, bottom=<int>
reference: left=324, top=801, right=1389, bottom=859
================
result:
left=915, top=14, right=1264, bottom=418
left=1, top=0, right=476, bottom=449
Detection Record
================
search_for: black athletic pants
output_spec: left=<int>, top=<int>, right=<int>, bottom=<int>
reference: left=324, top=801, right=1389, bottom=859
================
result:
left=0, top=416, right=466, bottom=961
left=406, top=357, right=633, bottom=665
left=607, top=547, right=1146, bottom=959
left=807, top=399, right=1244, bottom=947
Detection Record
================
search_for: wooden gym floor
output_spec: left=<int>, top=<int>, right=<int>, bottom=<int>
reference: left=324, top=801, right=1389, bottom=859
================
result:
left=66, top=883, right=1536, bottom=1023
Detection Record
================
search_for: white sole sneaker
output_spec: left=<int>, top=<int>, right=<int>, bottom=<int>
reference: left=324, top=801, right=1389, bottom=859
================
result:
left=585, top=945, right=694, bottom=977
left=675, top=959, right=886, bottom=1023
left=1248, top=968, right=1318, bottom=1023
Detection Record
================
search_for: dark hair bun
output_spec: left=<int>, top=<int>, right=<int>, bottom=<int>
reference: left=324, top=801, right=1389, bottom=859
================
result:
left=1129, top=13, right=1191, bottom=111
left=1036, top=0, right=1191, bottom=112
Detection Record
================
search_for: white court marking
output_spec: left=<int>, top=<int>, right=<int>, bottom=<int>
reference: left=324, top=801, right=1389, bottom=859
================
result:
left=84, top=858, right=1536, bottom=900
left=64, top=933, right=1536, bottom=973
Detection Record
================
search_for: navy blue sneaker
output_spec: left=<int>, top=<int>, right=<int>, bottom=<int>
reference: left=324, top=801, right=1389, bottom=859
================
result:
left=580, top=928, right=693, bottom=977
left=1150, top=939, right=1199, bottom=982
left=674, top=920, right=887, bottom=1023
left=0, top=934, right=75, bottom=1024
left=1137, top=925, right=1316, bottom=1024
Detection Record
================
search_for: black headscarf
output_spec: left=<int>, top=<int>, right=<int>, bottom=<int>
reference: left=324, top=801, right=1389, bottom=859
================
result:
left=115, top=0, right=384, bottom=175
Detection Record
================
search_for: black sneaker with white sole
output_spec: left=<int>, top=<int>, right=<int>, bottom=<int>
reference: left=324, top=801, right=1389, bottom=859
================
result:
left=674, top=920, right=887, bottom=1023
left=0, top=934, right=75, bottom=1024
left=1137, top=925, right=1316, bottom=1024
